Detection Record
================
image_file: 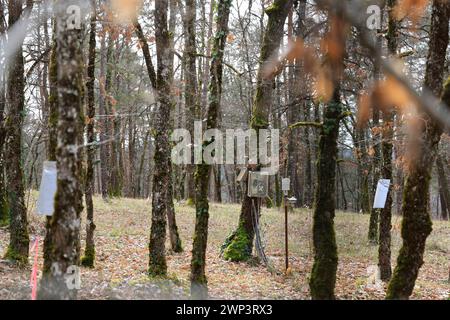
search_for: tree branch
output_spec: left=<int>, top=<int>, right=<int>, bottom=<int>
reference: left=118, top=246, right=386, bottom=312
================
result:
left=290, top=121, right=322, bottom=129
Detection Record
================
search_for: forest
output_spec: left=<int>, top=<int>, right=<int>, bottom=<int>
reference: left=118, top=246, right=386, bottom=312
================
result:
left=0, top=0, right=449, bottom=301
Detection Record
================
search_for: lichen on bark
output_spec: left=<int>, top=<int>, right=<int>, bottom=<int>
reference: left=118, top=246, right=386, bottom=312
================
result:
left=39, top=0, right=85, bottom=299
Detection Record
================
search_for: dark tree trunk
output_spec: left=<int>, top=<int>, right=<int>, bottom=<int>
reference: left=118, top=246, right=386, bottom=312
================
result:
left=309, top=87, right=342, bottom=300
left=387, top=0, right=450, bottom=299
left=4, top=0, right=31, bottom=265
left=184, top=0, right=198, bottom=203
left=214, top=165, right=222, bottom=202
left=368, top=29, right=384, bottom=244
left=354, top=127, right=370, bottom=214
left=304, top=103, right=313, bottom=207
left=190, top=0, right=231, bottom=299
left=166, top=0, right=183, bottom=253
left=222, top=0, right=293, bottom=262
left=0, top=1, right=8, bottom=226
left=99, top=31, right=110, bottom=200
left=436, top=154, right=449, bottom=220
left=40, top=0, right=84, bottom=299
left=137, top=130, right=150, bottom=198
left=106, top=38, right=121, bottom=197
left=134, top=21, right=156, bottom=199
left=378, top=0, right=397, bottom=282
left=42, top=23, right=58, bottom=276
left=309, top=14, right=347, bottom=300
left=166, top=166, right=183, bottom=253
left=81, top=1, right=97, bottom=268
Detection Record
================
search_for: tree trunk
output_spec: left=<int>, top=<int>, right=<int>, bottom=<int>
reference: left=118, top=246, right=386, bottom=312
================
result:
left=42, top=22, right=58, bottom=277
left=184, top=0, right=198, bottom=203
left=368, top=30, right=384, bottom=244
left=378, top=0, right=397, bottom=282
left=354, top=127, right=371, bottom=214
left=387, top=0, right=450, bottom=299
left=309, top=14, right=347, bottom=300
left=107, top=38, right=121, bottom=197
left=166, top=166, right=183, bottom=252
left=165, top=0, right=183, bottom=253
left=0, top=1, right=8, bottom=226
left=309, top=87, right=342, bottom=300
left=436, top=154, right=449, bottom=220
left=190, top=0, right=231, bottom=299
left=4, top=0, right=32, bottom=265
left=99, top=29, right=110, bottom=200
left=221, top=0, right=293, bottom=262
left=40, top=0, right=84, bottom=299
left=81, top=1, right=97, bottom=268
left=304, top=102, right=313, bottom=207
left=148, top=0, right=172, bottom=276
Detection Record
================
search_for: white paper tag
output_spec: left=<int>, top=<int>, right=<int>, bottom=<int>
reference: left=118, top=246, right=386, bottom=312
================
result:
left=36, top=161, right=57, bottom=216
left=282, top=178, right=290, bottom=194
left=373, top=179, right=390, bottom=209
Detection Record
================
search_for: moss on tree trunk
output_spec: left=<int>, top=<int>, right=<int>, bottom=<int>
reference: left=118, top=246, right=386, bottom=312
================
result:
left=309, top=90, right=341, bottom=300
left=222, top=193, right=254, bottom=261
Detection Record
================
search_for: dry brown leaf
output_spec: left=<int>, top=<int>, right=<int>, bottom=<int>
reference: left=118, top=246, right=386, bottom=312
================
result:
left=110, top=0, right=143, bottom=23
left=357, top=93, right=371, bottom=127
left=393, top=0, right=430, bottom=24
left=314, top=68, right=334, bottom=102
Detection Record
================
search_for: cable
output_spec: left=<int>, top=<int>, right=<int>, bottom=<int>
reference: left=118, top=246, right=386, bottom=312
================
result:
left=250, top=197, right=275, bottom=273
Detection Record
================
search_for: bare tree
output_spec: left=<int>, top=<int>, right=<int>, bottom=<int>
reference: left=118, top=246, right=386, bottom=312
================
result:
left=190, top=0, right=232, bottom=299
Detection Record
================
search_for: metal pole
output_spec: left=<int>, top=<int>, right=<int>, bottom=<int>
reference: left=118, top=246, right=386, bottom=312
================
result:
left=284, top=195, right=289, bottom=271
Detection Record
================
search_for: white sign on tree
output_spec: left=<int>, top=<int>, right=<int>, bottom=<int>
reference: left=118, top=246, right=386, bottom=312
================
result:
left=36, top=161, right=57, bottom=216
left=373, top=179, right=391, bottom=209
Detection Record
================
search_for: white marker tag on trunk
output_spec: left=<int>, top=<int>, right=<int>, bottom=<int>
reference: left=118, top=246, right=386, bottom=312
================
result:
left=36, top=161, right=57, bottom=216
left=373, top=179, right=390, bottom=209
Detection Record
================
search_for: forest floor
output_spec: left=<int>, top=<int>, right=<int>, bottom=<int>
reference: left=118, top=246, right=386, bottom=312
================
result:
left=1, top=194, right=450, bottom=300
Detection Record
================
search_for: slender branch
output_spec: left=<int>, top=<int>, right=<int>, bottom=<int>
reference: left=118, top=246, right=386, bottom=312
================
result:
left=25, top=46, right=51, bottom=79
left=172, top=50, right=244, bottom=76
left=134, top=21, right=157, bottom=90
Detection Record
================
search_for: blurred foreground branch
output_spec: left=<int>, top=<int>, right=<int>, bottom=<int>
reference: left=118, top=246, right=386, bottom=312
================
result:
left=315, top=0, right=450, bottom=131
